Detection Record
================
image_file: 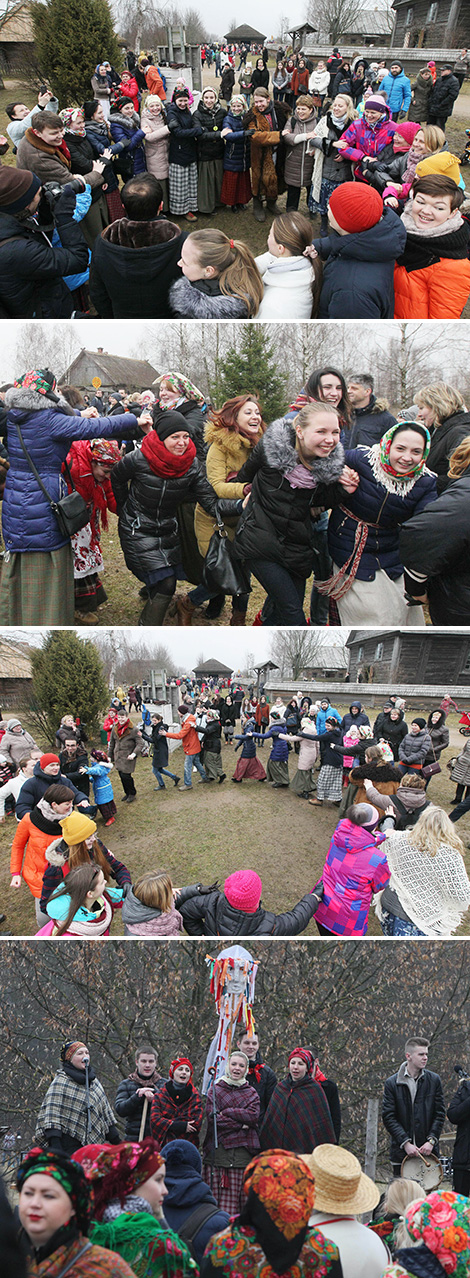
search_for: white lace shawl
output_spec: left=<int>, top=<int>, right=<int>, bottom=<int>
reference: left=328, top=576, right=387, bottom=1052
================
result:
left=381, top=831, right=470, bottom=936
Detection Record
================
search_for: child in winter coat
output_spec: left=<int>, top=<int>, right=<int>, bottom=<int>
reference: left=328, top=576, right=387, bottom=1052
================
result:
left=311, top=181, right=406, bottom=318
left=340, top=725, right=361, bottom=783
left=122, top=870, right=191, bottom=936
left=85, top=749, right=117, bottom=824
left=394, top=160, right=470, bottom=319
left=38, top=861, right=123, bottom=936
left=252, top=712, right=289, bottom=787
left=220, top=95, right=252, bottom=211
left=232, top=717, right=267, bottom=783
left=169, top=228, right=263, bottom=318
left=255, top=210, right=319, bottom=319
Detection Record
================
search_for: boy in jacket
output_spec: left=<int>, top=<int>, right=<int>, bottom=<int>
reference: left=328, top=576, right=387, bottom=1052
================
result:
left=311, top=182, right=406, bottom=318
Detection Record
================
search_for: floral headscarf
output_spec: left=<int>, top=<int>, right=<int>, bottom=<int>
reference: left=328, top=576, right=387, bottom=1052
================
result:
left=60, top=107, right=86, bottom=135
left=74, top=1140, right=163, bottom=1221
left=157, top=372, right=206, bottom=408
left=90, top=439, right=121, bottom=465
left=18, top=1147, right=92, bottom=1234
left=238, top=1149, right=316, bottom=1274
left=397, top=1190, right=470, bottom=1278
left=378, top=420, right=431, bottom=481
left=14, top=369, right=57, bottom=396
left=230, top=95, right=247, bottom=110
left=288, top=1047, right=313, bottom=1074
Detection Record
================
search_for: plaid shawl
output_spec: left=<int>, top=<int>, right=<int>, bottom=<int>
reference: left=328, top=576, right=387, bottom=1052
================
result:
left=260, top=1076, right=336, bottom=1154
left=35, top=1070, right=116, bottom=1146
left=150, top=1082, right=203, bottom=1149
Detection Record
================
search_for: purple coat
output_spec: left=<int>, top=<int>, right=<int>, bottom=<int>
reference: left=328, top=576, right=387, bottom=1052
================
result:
left=203, top=1079, right=260, bottom=1157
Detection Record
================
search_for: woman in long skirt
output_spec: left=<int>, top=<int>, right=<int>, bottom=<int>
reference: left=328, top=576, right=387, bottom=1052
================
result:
left=281, top=715, right=319, bottom=799
left=232, top=718, right=266, bottom=782
left=203, top=1051, right=260, bottom=1214
left=252, top=712, right=289, bottom=788
left=309, top=718, right=344, bottom=806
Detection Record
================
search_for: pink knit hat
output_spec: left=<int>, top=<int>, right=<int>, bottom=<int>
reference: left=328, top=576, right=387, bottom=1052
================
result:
left=224, top=870, right=262, bottom=913
left=394, top=121, right=421, bottom=145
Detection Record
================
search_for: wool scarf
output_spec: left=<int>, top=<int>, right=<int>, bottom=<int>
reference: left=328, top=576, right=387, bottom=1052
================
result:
left=141, top=431, right=196, bottom=477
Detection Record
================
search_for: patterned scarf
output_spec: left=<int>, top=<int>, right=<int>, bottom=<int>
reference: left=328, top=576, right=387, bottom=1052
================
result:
left=375, top=420, right=431, bottom=487
left=238, top=1149, right=316, bottom=1274
left=115, top=717, right=131, bottom=737
left=400, top=1190, right=470, bottom=1278
left=61, top=107, right=86, bottom=136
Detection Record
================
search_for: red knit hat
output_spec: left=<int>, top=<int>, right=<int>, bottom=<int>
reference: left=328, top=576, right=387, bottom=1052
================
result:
left=40, top=753, right=60, bottom=769
left=328, top=183, right=383, bottom=234
left=169, top=1056, right=193, bottom=1079
left=288, top=1047, right=313, bottom=1073
left=224, top=870, right=262, bottom=913
left=394, top=120, right=421, bottom=145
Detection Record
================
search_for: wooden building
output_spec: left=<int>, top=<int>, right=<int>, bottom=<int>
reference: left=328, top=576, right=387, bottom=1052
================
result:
left=0, top=638, right=33, bottom=708
left=391, top=0, right=469, bottom=48
left=0, top=0, right=35, bottom=73
left=347, top=630, right=470, bottom=686
left=63, top=349, right=159, bottom=393
left=192, top=658, right=233, bottom=681
left=224, top=24, right=266, bottom=44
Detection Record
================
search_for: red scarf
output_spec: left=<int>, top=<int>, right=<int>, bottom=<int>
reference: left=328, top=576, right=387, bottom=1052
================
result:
left=115, top=718, right=131, bottom=737
left=141, top=431, right=196, bottom=477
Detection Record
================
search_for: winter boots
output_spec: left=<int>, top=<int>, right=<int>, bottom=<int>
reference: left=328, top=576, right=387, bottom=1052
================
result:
left=252, top=197, right=265, bottom=222
left=138, top=593, right=171, bottom=626
left=175, top=593, right=197, bottom=625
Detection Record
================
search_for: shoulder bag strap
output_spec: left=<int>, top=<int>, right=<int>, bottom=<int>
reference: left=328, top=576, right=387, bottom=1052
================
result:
left=14, top=420, right=79, bottom=509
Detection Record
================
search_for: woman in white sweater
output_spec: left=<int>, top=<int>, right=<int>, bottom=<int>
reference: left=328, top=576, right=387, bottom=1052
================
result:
left=255, top=210, right=320, bottom=319
left=377, top=805, right=470, bottom=937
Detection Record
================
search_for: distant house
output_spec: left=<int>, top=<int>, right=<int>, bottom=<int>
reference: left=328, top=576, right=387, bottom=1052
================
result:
left=0, top=638, right=33, bottom=707
left=193, top=659, right=234, bottom=681
left=297, top=8, right=392, bottom=48
left=302, top=645, right=349, bottom=679
left=0, top=0, right=35, bottom=72
left=224, top=24, right=267, bottom=44
left=347, top=629, right=470, bottom=685
left=63, top=349, right=159, bottom=393
left=391, top=0, right=469, bottom=49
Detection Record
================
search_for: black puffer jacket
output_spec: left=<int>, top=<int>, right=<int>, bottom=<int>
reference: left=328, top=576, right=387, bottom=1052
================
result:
left=115, top=1073, right=166, bottom=1139
left=233, top=417, right=345, bottom=575
left=382, top=1066, right=446, bottom=1165
left=111, top=446, right=241, bottom=580
left=373, top=710, right=408, bottom=759
left=447, top=1079, right=470, bottom=1170
left=16, top=762, right=88, bottom=818
left=177, top=885, right=322, bottom=936
left=193, top=102, right=226, bottom=159
left=159, top=399, right=207, bottom=462
left=400, top=469, right=470, bottom=625
left=427, top=412, right=470, bottom=494
left=428, top=72, right=460, bottom=118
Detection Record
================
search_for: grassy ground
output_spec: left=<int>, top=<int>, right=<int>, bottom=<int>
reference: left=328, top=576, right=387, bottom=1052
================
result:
left=1, top=705, right=469, bottom=938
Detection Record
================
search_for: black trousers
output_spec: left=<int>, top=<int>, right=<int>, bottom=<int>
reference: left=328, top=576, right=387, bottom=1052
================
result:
left=453, top=1165, right=470, bottom=1195
left=118, top=770, right=136, bottom=796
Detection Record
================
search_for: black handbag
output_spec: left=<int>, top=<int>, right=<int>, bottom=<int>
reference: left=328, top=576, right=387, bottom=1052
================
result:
left=202, top=513, right=251, bottom=597
left=14, top=421, right=90, bottom=538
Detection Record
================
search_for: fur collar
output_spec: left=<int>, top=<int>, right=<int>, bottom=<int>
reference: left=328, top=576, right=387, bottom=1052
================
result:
left=350, top=761, right=400, bottom=781
left=262, top=417, right=345, bottom=483
left=45, top=837, right=68, bottom=866
left=204, top=421, right=261, bottom=457
left=109, top=110, right=141, bottom=128
left=5, top=385, right=72, bottom=413
left=102, top=217, right=181, bottom=248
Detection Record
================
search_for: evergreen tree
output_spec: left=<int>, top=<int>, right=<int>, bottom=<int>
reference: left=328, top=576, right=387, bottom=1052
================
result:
left=31, top=0, right=121, bottom=106
left=216, top=326, right=287, bottom=421
left=31, top=631, right=109, bottom=741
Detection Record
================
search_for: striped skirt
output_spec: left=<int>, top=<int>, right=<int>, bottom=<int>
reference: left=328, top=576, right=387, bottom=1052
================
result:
left=169, top=162, right=198, bottom=215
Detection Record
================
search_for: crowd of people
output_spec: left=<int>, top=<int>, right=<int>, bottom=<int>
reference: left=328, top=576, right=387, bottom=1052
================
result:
left=3, top=1031, right=470, bottom=1278
left=3, top=683, right=470, bottom=939
left=1, top=364, right=470, bottom=626
left=1, top=43, right=469, bottom=318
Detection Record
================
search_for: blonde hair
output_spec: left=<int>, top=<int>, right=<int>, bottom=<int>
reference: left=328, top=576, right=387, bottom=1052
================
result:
left=133, top=869, right=174, bottom=912
left=383, top=1178, right=425, bottom=1218
left=407, top=804, right=465, bottom=858
left=271, top=210, right=321, bottom=315
left=448, top=435, right=470, bottom=479
left=332, top=93, right=358, bottom=122
left=294, top=401, right=340, bottom=433
left=420, top=123, right=446, bottom=153
left=415, top=381, right=465, bottom=426
left=187, top=229, right=263, bottom=316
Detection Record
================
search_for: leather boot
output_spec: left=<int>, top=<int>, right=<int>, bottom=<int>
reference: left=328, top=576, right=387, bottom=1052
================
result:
left=175, top=593, right=197, bottom=626
left=266, top=200, right=281, bottom=215
left=230, top=609, right=247, bottom=626
left=139, top=593, right=171, bottom=625
left=253, top=197, right=265, bottom=222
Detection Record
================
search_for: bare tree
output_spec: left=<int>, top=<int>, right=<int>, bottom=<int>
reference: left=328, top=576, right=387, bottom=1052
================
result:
left=307, top=0, right=366, bottom=43
left=269, top=630, right=327, bottom=679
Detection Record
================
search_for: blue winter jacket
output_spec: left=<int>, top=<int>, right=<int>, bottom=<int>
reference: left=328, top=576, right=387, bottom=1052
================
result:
left=161, top=1140, right=229, bottom=1266
left=252, top=721, right=288, bottom=761
left=342, top=703, right=370, bottom=732
left=108, top=111, right=146, bottom=174
left=381, top=70, right=412, bottom=114
left=234, top=719, right=257, bottom=759
left=328, top=446, right=437, bottom=581
left=86, top=762, right=114, bottom=804
left=316, top=706, right=342, bottom=735
left=313, top=207, right=407, bottom=319
left=222, top=110, right=251, bottom=172
left=2, top=388, right=139, bottom=554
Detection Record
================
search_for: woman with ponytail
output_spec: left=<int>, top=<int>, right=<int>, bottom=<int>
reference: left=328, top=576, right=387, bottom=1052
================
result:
left=256, top=210, right=321, bottom=318
left=169, top=228, right=263, bottom=318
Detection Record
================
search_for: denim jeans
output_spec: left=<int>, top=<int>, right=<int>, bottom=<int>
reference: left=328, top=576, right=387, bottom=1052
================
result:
left=152, top=763, right=179, bottom=788
left=183, top=753, right=206, bottom=787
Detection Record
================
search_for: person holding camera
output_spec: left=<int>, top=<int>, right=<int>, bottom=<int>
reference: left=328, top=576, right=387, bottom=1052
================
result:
left=5, top=87, right=59, bottom=148
left=0, top=168, right=90, bottom=317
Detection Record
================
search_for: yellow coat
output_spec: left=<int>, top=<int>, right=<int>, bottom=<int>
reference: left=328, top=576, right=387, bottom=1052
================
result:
left=194, top=421, right=263, bottom=556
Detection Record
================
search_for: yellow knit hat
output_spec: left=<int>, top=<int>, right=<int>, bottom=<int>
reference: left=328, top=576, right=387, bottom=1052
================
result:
left=415, top=152, right=461, bottom=186
left=60, top=811, right=97, bottom=845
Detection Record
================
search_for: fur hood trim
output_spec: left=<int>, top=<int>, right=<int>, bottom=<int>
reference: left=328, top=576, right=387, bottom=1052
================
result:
left=102, top=217, right=181, bottom=248
left=350, top=761, right=401, bottom=782
left=45, top=837, right=67, bottom=866
left=204, top=420, right=262, bottom=456
left=169, top=276, right=248, bottom=319
left=372, top=396, right=390, bottom=413
left=262, top=416, right=345, bottom=483
left=109, top=110, right=141, bottom=128
left=5, top=385, right=73, bottom=413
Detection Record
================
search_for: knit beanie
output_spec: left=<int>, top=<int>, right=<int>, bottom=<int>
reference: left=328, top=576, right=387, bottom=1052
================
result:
left=174, top=87, right=189, bottom=99
left=6, top=718, right=21, bottom=730
left=354, top=803, right=380, bottom=830
left=61, top=1040, right=87, bottom=1063
left=153, top=408, right=188, bottom=442
left=363, top=94, right=389, bottom=113
left=394, top=121, right=421, bottom=145
left=145, top=94, right=163, bottom=108
left=415, top=151, right=461, bottom=185
left=224, top=870, right=262, bottom=913
left=115, top=95, right=133, bottom=112
left=0, top=166, right=41, bottom=213
left=328, top=182, right=383, bottom=233
left=60, top=811, right=97, bottom=845
left=40, top=753, right=60, bottom=769
left=412, top=717, right=426, bottom=729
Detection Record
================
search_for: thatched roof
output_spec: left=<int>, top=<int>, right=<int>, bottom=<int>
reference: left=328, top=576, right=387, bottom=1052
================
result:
left=65, top=351, right=159, bottom=389
left=224, top=24, right=266, bottom=41
left=0, top=639, right=32, bottom=679
left=193, top=659, right=234, bottom=675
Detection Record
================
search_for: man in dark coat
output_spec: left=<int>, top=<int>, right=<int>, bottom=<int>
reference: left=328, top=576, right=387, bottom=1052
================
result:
left=115, top=1043, right=164, bottom=1139
left=0, top=168, right=89, bottom=318
left=427, top=65, right=461, bottom=128
left=59, top=738, right=90, bottom=800
left=90, top=173, right=186, bottom=318
left=236, top=1032, right=277, bottom=1126
left=348, top=374, right=396, bottom=447
left=382, top=1035, right=445, bottom=1176
left=176, top=869, right=323, bottom=937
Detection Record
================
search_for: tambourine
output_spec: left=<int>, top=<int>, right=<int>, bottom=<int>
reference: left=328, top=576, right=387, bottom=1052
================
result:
left=400, top=1152, right=443, bottom=1191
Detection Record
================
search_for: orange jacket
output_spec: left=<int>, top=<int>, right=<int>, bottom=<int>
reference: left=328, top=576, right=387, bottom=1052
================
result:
left=166, top=714, right=201, bottom=755
left=394, top=256, right=470, bottom=319
left=10, top=813, right=61, bottom=898
left=145, top=66, right=166, bottom=102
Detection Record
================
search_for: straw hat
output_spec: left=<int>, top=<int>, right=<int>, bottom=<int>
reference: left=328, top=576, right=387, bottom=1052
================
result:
left=301, top=1145, right=380, bottom=1214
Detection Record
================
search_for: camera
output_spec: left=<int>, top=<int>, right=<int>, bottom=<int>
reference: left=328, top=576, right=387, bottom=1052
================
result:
left=41, top=177, right=86, bottom=209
